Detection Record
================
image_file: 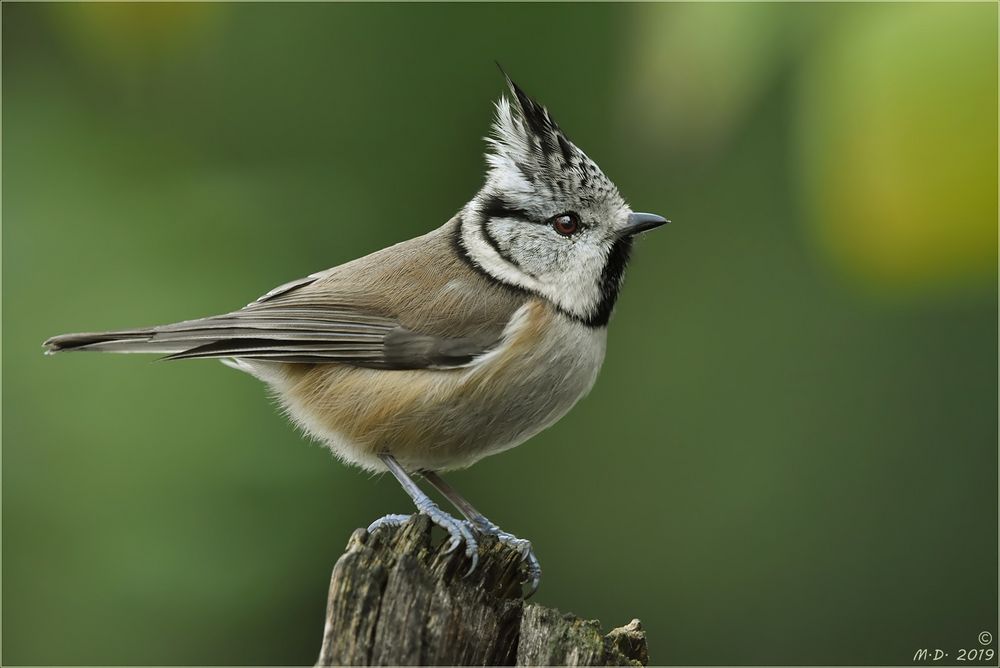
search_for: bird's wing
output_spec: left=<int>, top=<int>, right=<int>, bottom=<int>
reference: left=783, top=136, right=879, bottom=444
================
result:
left=156, top=300, right=499, bottom=369
left=44, top=220, right=529, bottom=369
left=45, top=289, right=502, bottom=369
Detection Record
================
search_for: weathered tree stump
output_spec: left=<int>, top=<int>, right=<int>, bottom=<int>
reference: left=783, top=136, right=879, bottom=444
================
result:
left=316, top=515, right=649, bottom=666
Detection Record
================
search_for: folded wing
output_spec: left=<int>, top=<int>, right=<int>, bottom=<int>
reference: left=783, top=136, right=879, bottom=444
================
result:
left=43, top=220, right=527, bottom=370
left=43, top=278, right=498, bottom=369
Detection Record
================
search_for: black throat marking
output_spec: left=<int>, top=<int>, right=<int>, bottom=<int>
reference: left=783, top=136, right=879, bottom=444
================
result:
left=590, top=237, right=633, bottom=328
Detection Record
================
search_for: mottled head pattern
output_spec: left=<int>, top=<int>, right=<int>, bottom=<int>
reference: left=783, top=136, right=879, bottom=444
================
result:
left=456, top=75, right=636, bottom=328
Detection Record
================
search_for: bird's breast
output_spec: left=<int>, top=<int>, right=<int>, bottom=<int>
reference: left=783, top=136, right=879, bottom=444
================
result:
left=273, top=299, right=606, bottom=472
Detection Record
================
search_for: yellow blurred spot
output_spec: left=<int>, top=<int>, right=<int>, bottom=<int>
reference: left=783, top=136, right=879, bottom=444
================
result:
left=796, top=4, right=997, bottom=297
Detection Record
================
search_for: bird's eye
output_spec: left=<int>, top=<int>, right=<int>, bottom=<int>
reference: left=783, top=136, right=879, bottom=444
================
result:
left=550, top=212, right=580, bottom=237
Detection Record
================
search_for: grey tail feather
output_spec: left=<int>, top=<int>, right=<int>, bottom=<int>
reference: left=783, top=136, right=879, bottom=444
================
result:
left=43, top=310, right=396, bottom=361
left=42, top=329, right=188, bottom=355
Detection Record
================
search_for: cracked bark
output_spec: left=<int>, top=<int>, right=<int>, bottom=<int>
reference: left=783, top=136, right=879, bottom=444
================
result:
left=316, top=515, right=649, bottom=666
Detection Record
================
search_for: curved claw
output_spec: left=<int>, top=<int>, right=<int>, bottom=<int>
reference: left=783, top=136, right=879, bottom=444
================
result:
left=522, top=550, right=542, bottom=598
left=465, top=521, right=542, bottom=595
left=410, top=499, right=480, bottom=574
left=456, top=523, right=480, bottom=575
left=442, top=521, right=479, bottom=570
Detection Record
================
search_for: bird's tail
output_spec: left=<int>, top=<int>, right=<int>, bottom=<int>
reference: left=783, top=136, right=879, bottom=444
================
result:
left=43, top=326, right=190, bottom=355
left=43, top=311, right=252, bottom=356
left=42, top=304, right=397, bottom=363
left=44, top=305, right=398, bottom=363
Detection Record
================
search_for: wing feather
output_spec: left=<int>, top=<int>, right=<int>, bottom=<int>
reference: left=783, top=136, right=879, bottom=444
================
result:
left=45, top=280, right=499, bottom=368
left=44, top=220, right=527, bottom=369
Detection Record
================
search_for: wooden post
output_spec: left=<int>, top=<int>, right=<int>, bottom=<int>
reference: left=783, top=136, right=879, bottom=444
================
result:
left=316, top=516, right=649, bottom=666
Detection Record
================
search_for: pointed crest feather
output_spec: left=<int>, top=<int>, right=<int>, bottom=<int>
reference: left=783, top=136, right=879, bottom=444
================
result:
left=485, top=67, right=586, bottom=194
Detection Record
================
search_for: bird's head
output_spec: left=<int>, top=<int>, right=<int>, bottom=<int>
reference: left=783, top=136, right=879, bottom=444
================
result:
left=458, top=72, right=667, bottom=327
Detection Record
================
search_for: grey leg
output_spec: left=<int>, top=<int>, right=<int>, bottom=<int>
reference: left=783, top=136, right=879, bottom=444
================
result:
left=367, top=454, right=479, bottom=573
left=422, top=470, right=542, bottom=596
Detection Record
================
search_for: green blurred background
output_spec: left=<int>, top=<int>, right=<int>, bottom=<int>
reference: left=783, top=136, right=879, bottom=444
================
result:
left=3, top=3, right=997, bottom=665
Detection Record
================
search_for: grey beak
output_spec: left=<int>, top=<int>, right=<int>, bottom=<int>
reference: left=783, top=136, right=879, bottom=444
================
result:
left=624, top=212, right=670, bottom=236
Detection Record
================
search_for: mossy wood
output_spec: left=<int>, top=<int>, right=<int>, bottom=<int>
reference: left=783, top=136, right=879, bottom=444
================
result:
left=316, top=516, right=649, bottom=666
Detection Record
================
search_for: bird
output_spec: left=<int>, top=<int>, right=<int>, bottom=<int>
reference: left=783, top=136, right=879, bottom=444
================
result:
left=43, top=70, right=669, bottom=595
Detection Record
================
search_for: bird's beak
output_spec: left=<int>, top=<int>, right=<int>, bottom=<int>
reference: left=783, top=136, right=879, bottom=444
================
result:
left=623, top=212, right=670, bottom=236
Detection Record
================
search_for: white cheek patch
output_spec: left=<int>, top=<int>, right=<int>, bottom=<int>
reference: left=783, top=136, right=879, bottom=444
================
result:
left=491, top=219, right=553, bottom=277
left=459, top=214, right=547, bottom=295
left=543, top=246, right=606, bottom=319
left=459, top=214, right=606, bottom=323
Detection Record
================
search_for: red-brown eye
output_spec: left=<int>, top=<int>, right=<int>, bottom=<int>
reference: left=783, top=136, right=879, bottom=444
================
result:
left=551, top=212, right=580, bottom=237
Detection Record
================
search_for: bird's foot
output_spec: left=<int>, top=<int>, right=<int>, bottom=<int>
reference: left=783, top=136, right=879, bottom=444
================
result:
left=466, top=519, right=542, bottom=596
left=367, top=504, right=479, bottom=574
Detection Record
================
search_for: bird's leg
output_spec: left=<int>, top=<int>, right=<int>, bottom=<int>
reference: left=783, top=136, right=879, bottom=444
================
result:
left=421, top=470, right=541, bottom=596
left=367, top=453, right=479, bottom=573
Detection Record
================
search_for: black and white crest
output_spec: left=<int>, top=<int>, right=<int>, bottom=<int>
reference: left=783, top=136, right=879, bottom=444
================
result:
left=485, top=72, right=623, bottom=213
